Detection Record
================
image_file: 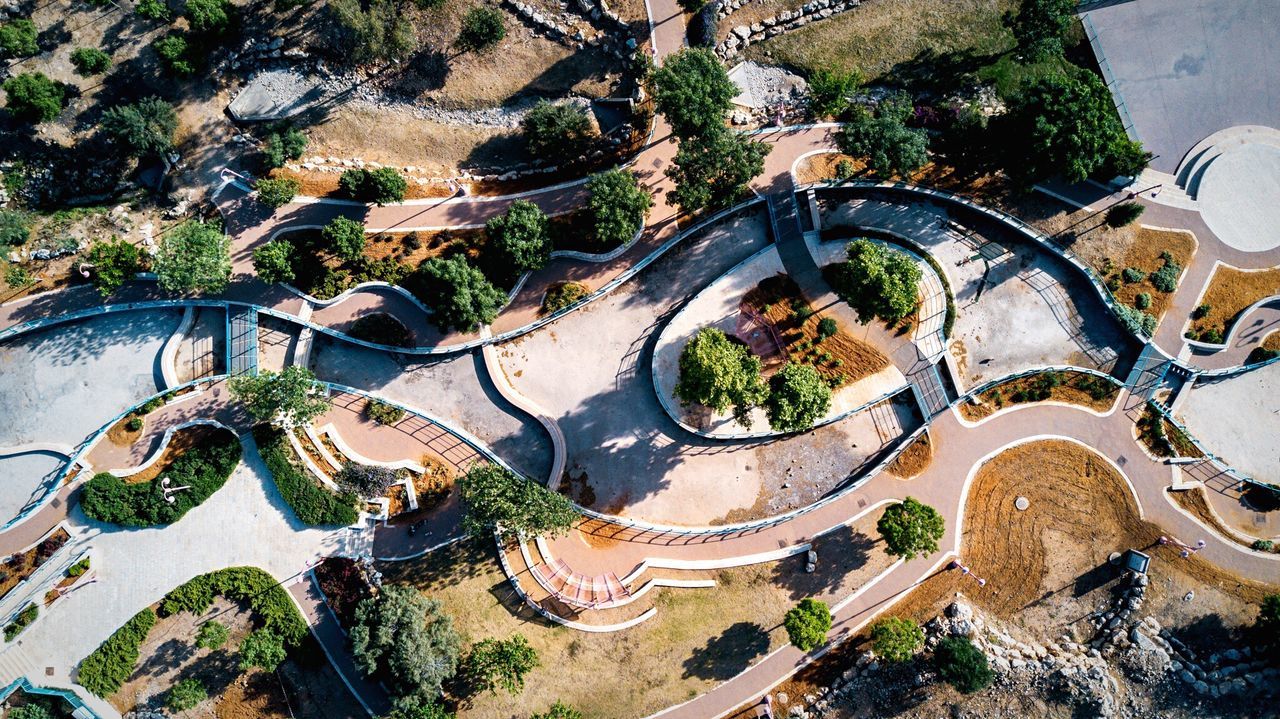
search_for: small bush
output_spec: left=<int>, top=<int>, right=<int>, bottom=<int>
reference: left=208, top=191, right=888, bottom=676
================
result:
left=125, top=417, right=143, bottom=432
left=256, top=177, right=300, bottom=208
left=1192, top=304, right=1211, bottom=320
left=165, top=678, right=207, bottom=712
left=263, top=128, right=308, bottom=169
left=934, top=636, right=993, bottom=693
left=1246, top=347, right=1280, bottom=365
left=322, top=216, right=366, bottom=261
left=77, top=608, right=156, bottom=696
left=185, top=0, right=231, bottom=34
left=239, top=628, right=287, bottom=671
left=458, top=7, right=505, bottom=51
left=816, top=317, right=838, bottom=339
left=5, top=265, right=31, bottom=288
left=542, top=282, right=588, bottom=315
left=1104, top=201, right=1144, bottom=228
left=135, top=0, right=171, bottom=20
left=784, top=598, right=831, bottom=651
left=1133, top=292, right=1151, bottom=310
left=871, top=616, right=923, bottom=663
left=366, top=399, right=405, bottom=426
left=3, top=73, right=66, bottom=123
left=1253, top=539, right=1275, bottom=552
left=68, top=557, right=90, bottom=577
left=522, top=101, right=595, bottom=162
left=153, top=34, right=195, bottom=75
left=70, top=47, right=112, bottom=75
left=1198, top=328, right=1224, bottom=344
left=0, top=19, right=38, bottom=58
left=195, top=619, right=229, bottom=650
left=834, top=159, right=856, bottom=180
left=1114, top=304, right=1156, bottom=337
left=1121, top=267, right=1145, bottom=284
left=4, top=603, right=38, bottom=641
left=0, top=209, right=30, bottom=246
left=1149, top=258, right=1181, bottom=293
left=339, top=168, right=406, bottom=205
left=253, top=426, right=359, bottom=526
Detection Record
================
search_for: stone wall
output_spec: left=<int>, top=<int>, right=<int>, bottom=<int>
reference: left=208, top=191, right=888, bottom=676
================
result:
left=714, top=0, right=862, bottom=61
left=501, top=0, right=638, bottom=59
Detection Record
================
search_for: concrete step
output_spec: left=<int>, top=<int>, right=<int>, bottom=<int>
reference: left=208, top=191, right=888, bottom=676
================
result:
left=0, top=645, right=39, bottom=686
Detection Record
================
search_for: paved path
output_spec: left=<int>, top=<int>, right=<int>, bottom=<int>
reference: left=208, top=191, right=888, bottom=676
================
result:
left=289, top=573, right=392, bottom=716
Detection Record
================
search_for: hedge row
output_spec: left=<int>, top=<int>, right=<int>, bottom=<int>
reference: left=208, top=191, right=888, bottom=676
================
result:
left=253, top=425, right=359, bottom=526
left=80, top=430, right=242, bottom=526
left=77, top=608, right=157, bottom=697
left=159, top=566, right=307, bottom=645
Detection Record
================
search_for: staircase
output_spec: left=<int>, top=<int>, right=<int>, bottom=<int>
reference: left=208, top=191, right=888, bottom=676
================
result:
left=226, top=306, right=258, bottom=377
left=0, top=645, right=39, bottom=687
left=1174, top=126, right=1280, bottom=200
left=907, top=362, right=951, bottom=419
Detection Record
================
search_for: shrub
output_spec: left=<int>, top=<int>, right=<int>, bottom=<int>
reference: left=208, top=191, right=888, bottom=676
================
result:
left=586, top=169, right=651, bottom=248
left=154, top=220, right=231, bottom=294
left=84, top=238, right=141, bottom=297
left=135, top=0, right=171, bottom=21
left=153, top=34, right=195, bottom=75
left=195, top=619, right=229, bottom=650
left=70, top=47, right=112, bottom=75
left=125, top=417, right=143, bottom=432
left=239, top=628, right=287, bottom=671
left=185, top=0, right=231, bottom=33
left=339, top=167, right=407, bottom=205
left=834, top=159, right=856, bottom=180
left=4, top=265, right=30, bottom=287
left=458, top=463, right=578, bottom=540
left=807, top=68, right=860, bottom=119
left=871, top=617, right=924, bottom=663
left=263, top=128, right=308, bottom=169
left=1198, top=328, right=1224, bottom=344
left=541, top=282, right=587, bottom=314
left=351, top=584, right=460, bottom=709
left=99, top=97, right=177, bottom=158
left=77, top=608, right=156, bottom=696
left=256, top=177, right=300, bottom=208
left=1149, top=258, right=1181, bottom=293
left=253, top=426, right=359, bottom=526
left=1114, top=304, right=1156, bottom=337
left=877, top=496, right=945, bottom=560
left=1133, top=292, right=1151, bottom=310
left=1121, top=267, right=1145, bottom=284
left=934, top=636, right=994, bottom=693
left=1253, top=539, right=1275, bottom=552
left=487, top=200, right=551, bottom=273
left=457, top=7, right=505, bottom=51
left=816, top=317, right=838, bottom=339
left=1247, top=347, right=1280, bottom=365
left=252, top=240, right=295, bottom=285
left=159, top=567, right=307, bottom=645
left=68, top=557, right=90, bottom=577
left=765, top=363, right=831, bottom=433
left=463, top=634, right=539, bottom=695
left=5, top=603, right=38, bottom=641
left=3, top=73, right=66, bottom=123
left=80, top=431, right=242, bottom=526
left=1104, top=201, right=1144, bottom=228
left=1192, top=304, right=1211, bottom=320
left=322, top=216, right=367, bottom=261
left=0, top=209, right=30, bottom=246
left=366, top=399, right=405, bottom=426
left=830, top=239, right=921, bottom=324
left=836, top=94, right=929, bottom=178
left=165, top=678, right=207, bottom=712
left=531, top=702, right=582, bottom=719
left=9, top=702, right=54, bottom=719
left=521, top=101, right=595, bottom=162
left=0, top=19, right=38, bottom=58
left=349, top=312, right=413, bottom=347
left=783, top=598, right=831, bottom=651
left=404, top=255, right=505, bottom=333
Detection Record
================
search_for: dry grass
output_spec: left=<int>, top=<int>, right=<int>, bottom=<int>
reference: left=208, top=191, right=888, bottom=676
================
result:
left=743, top=274, right=891, bottom=388
left=958, top=370, right=1119, bottom=422
left=1264, top=333, right=1280, bottom=352
left=380, top=512, right=894, bottom=719
left=795, top=152, right=1010, bottom=203
left=744, top=0, right=1015, bottom=80
left=1102, top=227, right=1197, bottom=323
left=886, top=431, right=932, bottom=479
left=1191, top=265, right=1280, bottom=338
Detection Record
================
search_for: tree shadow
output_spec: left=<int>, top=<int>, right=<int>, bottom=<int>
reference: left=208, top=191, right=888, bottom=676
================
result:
left=885, top=48, right=1000, bottom=95
left=680, top=621, right=769, bottom=680
left=771, top=523, right=873, bottom=601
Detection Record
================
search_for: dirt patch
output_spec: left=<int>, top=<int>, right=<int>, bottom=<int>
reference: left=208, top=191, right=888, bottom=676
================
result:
left=1170, top=487, right=1275, bottom=550
left=886, top=431, right=932, bottom=479
left=122, top=425, right=232, bottom=485
left=269, top=167, right=455, bottom=201
left=958, top=370, right=1119, bottom=422
left=1190, top=265, right=1280, bottom=339
left=106, top=415, right=146, bottom=447
left=0, top=528, right=70, bottom=602
left=1101, top=227, right=1197, bottom=324
left=559, top=468, right=597, bottom=507
left=743, top=274, right=891, bottom=388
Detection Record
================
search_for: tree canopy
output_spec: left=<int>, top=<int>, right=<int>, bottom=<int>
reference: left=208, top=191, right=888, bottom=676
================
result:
left=1105, top=201, right=1144, bottom=228
left=665, top=127, right=770, bottom=213
left=674, top=327, right=767, bottom=427
left=186, top=0, right=232, bottom=33
left=877, top=496, right=945, bottom=560
left=351, top=584, right=460, bottom=710
left=784, top=598, right=831, bottom=651
left=0, top=19, right=38, bottom=58
left=3, top=73, right=66, bottom=123
left=999, top=70, right=1149, bottom=183
left=256, top=177, right=300, bottom=208
left=463, top=634, right=539, bottom=695
left=836, top=93, right=928, bottom=178
left=323, top=216, right=368, bottom=261
left=84, top=238, right=141, bottom=297
left=487, top=200, right=551, bottom=273
left=870, top=617, right=923, bottom=663
left=521, top=101, right=596, bottom=162
left=457, top=464, right=578, bottom=540
left=407, top=256, right=506, bottom=333
left=458, top=7, right=506, bottom=52
left=154, top=220, right=230, bottom=294
left=651, top=48, right=738, bottom=139
left=329, top=0, right=415, bottom=63
left=807, top=69, right=860, bottom=119
left=829, top=239, right=921, bottom=324
left=1002, top=0, right=1076, bottom=62
left=70, top=47, right=112, bottom=75
left=229, top=366, right=330, bottom=428
left=264, top=128, right=308, bottom=169
left=340, top=167, right=408, bottom=205
left=765, top=363, right=831, bottom=433
left=586, top=169, right=652, bottom=248
left=100, top=97, right=178, bottom=158
left=934, top=636, right=994, bottom=693
left=252, top=240, right=295, bottom=284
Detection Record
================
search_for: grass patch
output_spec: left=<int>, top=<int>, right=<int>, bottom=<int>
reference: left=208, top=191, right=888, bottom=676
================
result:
left=1187, top=265, right=1280, bottom=342
left=959, top=370, right=1118, bottom=421
left=253, top=425, right=359, bottom=526
left=742, top=274, right=891, bottom=389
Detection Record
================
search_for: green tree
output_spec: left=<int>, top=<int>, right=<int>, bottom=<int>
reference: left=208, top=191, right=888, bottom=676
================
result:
left=521, top=101, right=595, bottom=162
left=0, top=19, right=38, bottom=58
left=1105, top=201, right=1144, bottom=228
left=3, top=73, right=66, bottom=123
left=381, top=704, right=455, bottom=719
left=154, top=34, right=195, bottom=75
left=530, top=702, right=581, bottom=719
left=486, top=200, right=551, bottom=273
left=0, top=210, right=30, bottom=246
left=135, top=0, right=172, bottom=21
left=830, top=239, right=921, bottom=324
left=340, top=167, right=407, bottom=205
left=674, top=327, right=767, bottom=427
left=458, top=7, right=505, bottom=51
left=877, top=496, right=944, bottom=560
left=84, top=238, right=142, bottom=297
left=165, top=678, right=207, bottom=712
left=351, top=584, right=460, bottom=710
left=586, top=169, right=652, bottom=248
left=100, top=97, right=178, bottom=158
left=665, top=127, right=770, bottom=212
left=329, top=0, right=415, bottom=62
left=195, top=620, right=229, bottom=650
left=263, top=128, right=308, bottom=169
left=463, top=634, right=539, bottom=695
left=406, top=255, right=505, bottom=332
left=8, top=703, right=53, bottom=719
left=229, top=366, right=330, bottom=428
left=934, top=636, right=993, bottom=693
left=1000, top=70, right=1149, bottom=183
left=765, top=363, right=831, bottom=432
left=807, top=69, right=860, bottom=119
left=186, top=0, right=231, bottom=33
left=322, top=216, right=367, bottom=261
left=784, top=598, right=831, bottom=651
left=70, top=47, right=112, bottom=75
left=870, top=617, right=923, bottom=663
left=239, top=628, right=287, bottom=672
left=836, top=93, right=928, bottom=178
left=256, top=177, right=300, bottom=208
left=457, top=464, right=578, bottom=540
left=252, top=240, right=295, bottom=284
left=650, top=48, right=738, bottom=139
left=1002, top=0, right=1075, bottom=62
left=154, top=220, right=230, bottom=294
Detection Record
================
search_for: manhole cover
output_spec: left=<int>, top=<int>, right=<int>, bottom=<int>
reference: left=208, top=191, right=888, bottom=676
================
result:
left=1014, top=496, right=1029, bottom=511
left=1108, top=551, right=1122, bottom=564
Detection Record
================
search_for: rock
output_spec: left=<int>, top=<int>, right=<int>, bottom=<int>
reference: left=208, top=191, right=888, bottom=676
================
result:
left=1180, top=670, right=1196, bottom=684
left=1194, top=680, right=1210, bottom=695
left=1224, top=648, right=1242, bottom=662
left=733, top=25, right=750, bottom=39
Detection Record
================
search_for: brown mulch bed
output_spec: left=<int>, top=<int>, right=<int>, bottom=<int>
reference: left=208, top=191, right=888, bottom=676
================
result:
left=1191, top=265, right=1280, bottom=339
left=290, top=430, right=335, bottom=479
left=886, top=431, right=932, bottom=479
left=122, top=425, right=231, bottom=485
left=958, top=370, right=1119, bottom=421
left=0, top=528, right=70, bottom=602
left=1102, top=227, right=1197, bottom=323
left=106, top=415, right=145, bottom=447
left=743, top=274, right=891, bottom=388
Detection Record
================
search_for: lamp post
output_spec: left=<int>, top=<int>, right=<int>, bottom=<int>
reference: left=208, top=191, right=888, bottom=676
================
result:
left=1159, top=535, right=1206, bottom=558
left=949, top=559, right=987, bottom=587
left=160, top=476, right=191, bottom=504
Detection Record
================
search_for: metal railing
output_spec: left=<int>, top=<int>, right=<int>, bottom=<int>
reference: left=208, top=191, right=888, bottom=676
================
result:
left=0, top=677, right=99, bottom=718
